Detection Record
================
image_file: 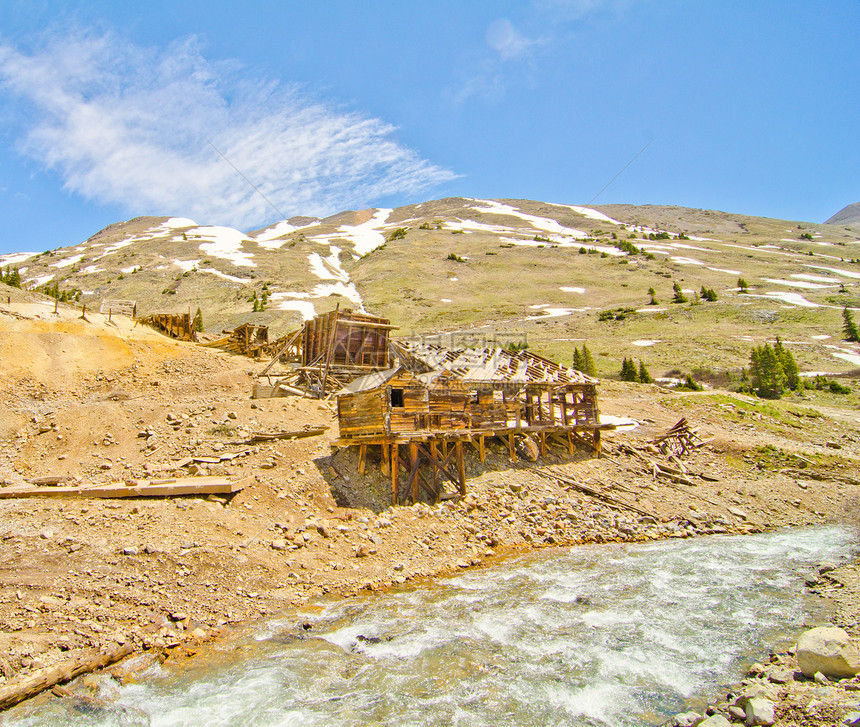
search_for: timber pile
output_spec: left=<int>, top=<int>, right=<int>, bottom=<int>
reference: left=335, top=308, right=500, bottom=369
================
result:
left=200, top=323, right=293, bottom=359
left=0, top=476, right=247, bottom=500
left=651, top=418, right=707, bottom=457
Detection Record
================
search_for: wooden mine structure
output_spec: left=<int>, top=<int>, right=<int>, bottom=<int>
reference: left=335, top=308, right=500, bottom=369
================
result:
left=335, top=341, right=613, bottom=505
left=137, top=312, right=197, bottom=342
left=258, top=307, right=397, bottom=397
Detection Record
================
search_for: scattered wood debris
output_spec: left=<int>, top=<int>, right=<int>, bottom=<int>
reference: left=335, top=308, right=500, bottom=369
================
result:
left=651, top=417, right=709, bottom=457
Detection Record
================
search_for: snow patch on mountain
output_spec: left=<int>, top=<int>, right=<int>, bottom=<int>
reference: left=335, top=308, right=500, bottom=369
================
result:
left=471, top=200, right=588, bottom=239
left=193, top=227, right=256, bottom=267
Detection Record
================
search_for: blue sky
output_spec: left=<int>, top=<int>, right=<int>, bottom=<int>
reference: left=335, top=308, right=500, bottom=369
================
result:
left=0, top=0, right=858, bottom=256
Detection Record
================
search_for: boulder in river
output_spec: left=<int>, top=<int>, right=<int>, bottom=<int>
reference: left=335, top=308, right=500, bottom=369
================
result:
left=796, top=626, right=860, bottom=679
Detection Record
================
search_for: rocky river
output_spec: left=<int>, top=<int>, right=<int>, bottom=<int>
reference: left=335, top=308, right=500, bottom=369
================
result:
left=5, top=526, right=854, bottom=727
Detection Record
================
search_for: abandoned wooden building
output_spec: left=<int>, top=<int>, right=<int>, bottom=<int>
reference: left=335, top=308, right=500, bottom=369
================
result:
left=258, top=307, right=398, bottom=397
left=335, top=342, right=612, bottom=505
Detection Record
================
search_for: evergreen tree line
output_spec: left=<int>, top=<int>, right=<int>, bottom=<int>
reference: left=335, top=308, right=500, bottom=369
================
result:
left=2, top=266, right=21, bottom=288
left=572, top=344, right=597, bottom=377
left=40, top=281, right=81, bottom=303
left=620, top=357, right=652, bottom=383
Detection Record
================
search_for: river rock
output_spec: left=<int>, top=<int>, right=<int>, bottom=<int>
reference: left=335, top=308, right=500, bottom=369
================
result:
left=744, top=697, right=775, bottom=726
left=697, top=715, right=731, bottom=727
left=673, top=710, right=702, bottom=727
left=797, top=626, right=860, bottom=679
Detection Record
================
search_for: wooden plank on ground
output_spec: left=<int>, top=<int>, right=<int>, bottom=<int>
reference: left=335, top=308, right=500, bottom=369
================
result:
left=0, top=476, right=248, bottom=500
left=241, top=427, right=328, bottom=443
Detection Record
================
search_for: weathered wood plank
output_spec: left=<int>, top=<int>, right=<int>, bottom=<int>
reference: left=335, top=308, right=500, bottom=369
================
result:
left=0, top=476, right=249, bottom=500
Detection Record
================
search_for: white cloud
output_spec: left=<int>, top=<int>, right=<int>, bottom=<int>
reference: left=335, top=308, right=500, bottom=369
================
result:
left=485, top=19, right=538, bottom=61
left=0, top=31, right=456, bottom=229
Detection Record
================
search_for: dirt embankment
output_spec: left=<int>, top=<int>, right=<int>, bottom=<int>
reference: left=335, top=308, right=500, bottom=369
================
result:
left=1, top=304, right=859, bottom=714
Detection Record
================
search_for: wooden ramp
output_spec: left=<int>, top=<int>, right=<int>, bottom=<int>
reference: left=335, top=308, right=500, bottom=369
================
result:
left=0, top=476, right=248, bottom=500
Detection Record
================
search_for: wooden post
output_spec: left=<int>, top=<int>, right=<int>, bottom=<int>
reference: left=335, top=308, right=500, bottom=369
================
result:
left=391, top=443, right=399, bottom=505
left=508, top=433, right=516, bottom=462
left=540, top=432, right=547, bottom=458
left=430, top=440, right=439, bottom=502
left=567, top=431, right=575, bottom=455
left=441, top=440, right=448, bottom=459
left=456, top=440, right=466, bottom=496
left=593, top=428, right=602, bottom=456
left=409, top=442, right=419, bottom=503
left=358, top=444, right=367, bottom=475
left=478, top=435, right=486, bottom=463
left=320, top=303, right=340, bottom=398
left=381, top=442, right=390, bottom=476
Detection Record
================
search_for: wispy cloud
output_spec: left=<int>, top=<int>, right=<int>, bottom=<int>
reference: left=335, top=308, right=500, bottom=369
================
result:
left=0, top=31, right=456, bottom=229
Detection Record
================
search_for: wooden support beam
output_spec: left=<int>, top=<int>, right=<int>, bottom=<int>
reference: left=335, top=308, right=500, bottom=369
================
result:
left=593, top=428, right=602, bottom=455
left=409, top=442, right=419, bottom=504
left=478, top=435, right=486, bottom=463
left=391, top=443, right=399, bottom=506
left=508, top=433, right=516, bottom=462
left=358, top=444, right=367, bottom=476
left=540, top=432, right=547, bottom=458
left=567, top=431, right=575, bottom=455
left=430, top=440, right=439, bottom=502
left=456, top=440, right=466, bottom=496
left=381, top=443, right=390, bottom=476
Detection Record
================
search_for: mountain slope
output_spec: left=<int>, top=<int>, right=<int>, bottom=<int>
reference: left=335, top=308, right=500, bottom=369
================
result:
left=826, top=201, right=860, bottom=226
left=3, top=198, right=860, bottom=381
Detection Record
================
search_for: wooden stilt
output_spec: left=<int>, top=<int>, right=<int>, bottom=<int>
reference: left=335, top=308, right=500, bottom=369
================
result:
left=441, top=440, right=448, bottom=459
left=381, top=443, right=390, bottom=476
left=358, top=444, right=367, bottom=475
left=508, top=433, right=516, bottom=462
left=409, top=442, right=419, bottom=503
left=430, top=440, right=439, bottom=502
left=455, top=440, right=466, bottom=496
left=478, top=435, right=486, bottom=463
left=391, top=443, right=399, bottom=505
left=539, top=432, right=547, bottom=458
left=567, top=431, right=575, bottom=455
left=593, top=428, right=602, bottom=456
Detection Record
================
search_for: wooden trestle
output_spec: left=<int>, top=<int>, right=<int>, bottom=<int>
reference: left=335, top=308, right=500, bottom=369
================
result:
left=344, top=424, right=607, bottom=506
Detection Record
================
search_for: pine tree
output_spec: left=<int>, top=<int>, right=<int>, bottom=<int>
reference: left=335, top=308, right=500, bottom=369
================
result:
left=647, top=286, right=658, bottom=305
left=672, top=281, right=688, bottom=303
left=843, top=307, right=860, bottom=342
left=620, top=357, right=638, bottom=381
left=582, top=344, right=597, bottom=377
left=194, top=306, right=204, bottom=332
left=774, top=337, right=801, bottom=391
left=573, top=346, right=584, bottom=372
left=737, top=278, right=749, bottom=293
left=638, top=360, right=652, bottom=384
